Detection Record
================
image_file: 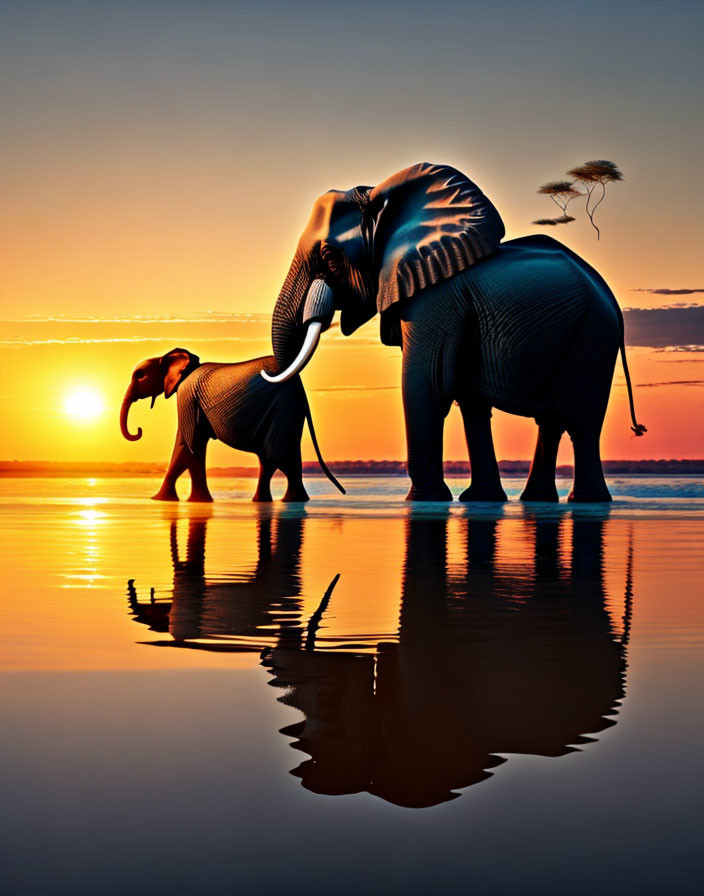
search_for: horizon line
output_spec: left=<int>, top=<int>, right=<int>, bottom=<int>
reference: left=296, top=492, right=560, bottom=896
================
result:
left=2, top=458, right=703, bottom=478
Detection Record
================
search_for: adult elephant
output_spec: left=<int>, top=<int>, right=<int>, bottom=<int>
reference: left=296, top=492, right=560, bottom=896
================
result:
left=263, top=162, right=645, bottom=502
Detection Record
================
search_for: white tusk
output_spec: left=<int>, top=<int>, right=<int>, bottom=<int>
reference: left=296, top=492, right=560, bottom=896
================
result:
left=261, top=321, right=323, bottom=383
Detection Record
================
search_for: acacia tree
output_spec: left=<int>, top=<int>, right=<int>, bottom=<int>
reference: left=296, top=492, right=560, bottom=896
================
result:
left=536, top=180, right=580, bottom=224
left=567, top=160, right=623, bottom=240
left=534, top=160, right=623, bottom=239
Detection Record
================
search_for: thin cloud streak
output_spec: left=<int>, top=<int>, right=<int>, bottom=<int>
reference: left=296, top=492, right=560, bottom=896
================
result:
left=637, top=380, right=704, bottom=388
left=653, top=345, right=704, bottom=353
left=2, top=313, right=270, bottom=324
left=310, top=385, right=399, bottom=393
left=3, top=308, right=704, bottom=353
left=0, top=336, right=269, bottom=347
left=632, top=289, right=704, bottom=296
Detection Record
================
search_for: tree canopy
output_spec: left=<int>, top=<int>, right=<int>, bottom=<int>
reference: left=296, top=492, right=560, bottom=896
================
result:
left=534, top=160, right=623, bottom=239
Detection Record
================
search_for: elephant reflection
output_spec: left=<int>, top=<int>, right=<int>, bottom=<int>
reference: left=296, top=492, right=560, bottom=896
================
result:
left=126, top=509, right=632, bottom=808
left=128, top=509, right=309, bottom=650
left=262, top=512, right=632, bottom=807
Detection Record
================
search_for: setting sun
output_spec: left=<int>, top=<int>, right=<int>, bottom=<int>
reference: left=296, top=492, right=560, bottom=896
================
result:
left=63, top=388, right=105, bottom=422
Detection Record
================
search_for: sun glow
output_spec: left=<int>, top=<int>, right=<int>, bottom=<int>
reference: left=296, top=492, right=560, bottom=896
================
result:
left=63, top=388, right=105, bottom=422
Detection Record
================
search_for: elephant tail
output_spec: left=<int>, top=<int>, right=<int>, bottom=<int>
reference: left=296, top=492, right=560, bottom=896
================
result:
left=618, top=314, right=647, bottom=437
left=541, top=237, right=646, bottom=437
left=304, top=400, right=346, bottom=495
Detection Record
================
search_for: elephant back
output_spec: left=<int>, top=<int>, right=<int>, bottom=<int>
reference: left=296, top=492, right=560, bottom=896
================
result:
left=178, top=358, right=306, bottom=456
left=460, top=235, right=621, bottom=414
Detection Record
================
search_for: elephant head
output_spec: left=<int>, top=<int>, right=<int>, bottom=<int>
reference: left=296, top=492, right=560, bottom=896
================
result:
left=120, top=347, right=200, bottom=441
left=264, top=162, right=505, bottom=382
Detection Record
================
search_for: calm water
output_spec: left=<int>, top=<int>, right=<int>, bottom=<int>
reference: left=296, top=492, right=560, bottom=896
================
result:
left=1, top=476, right=703, bottom=894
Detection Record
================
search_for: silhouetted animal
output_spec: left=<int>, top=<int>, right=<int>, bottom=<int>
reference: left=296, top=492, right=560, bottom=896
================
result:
left=126, top=508, right=633, bottom=807
left=264, top=162, right=645, bottom=502
left=128, top=509, right=308, bottom=647
left=120, top=347, right=344, bottom=502
left=263, top=512, right=631, bottom=806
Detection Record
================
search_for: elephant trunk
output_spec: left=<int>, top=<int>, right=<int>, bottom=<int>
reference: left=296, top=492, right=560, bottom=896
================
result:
left=120, top=386, right=142, bottom=441
left=263, top=280, right=334, bottom=383
left=271, top=250, right=312, bottom=372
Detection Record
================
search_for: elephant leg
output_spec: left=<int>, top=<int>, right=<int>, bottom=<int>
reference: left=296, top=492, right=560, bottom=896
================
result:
left=253, top=459, right=274, bottom=503
left=152, top=438, right=191, bottom=501
left=281, top=450, right=309, bottom=503
left=567, top=424, right=611, bottom=503
left=458, top=399, right=507, bottom=502
left=402, top=372, right=452, bottom=501
left=187, top=435, right=213, bottom=503
left=400, top=337, right=453, bottom=501
left=398, top=291, right=469, bottom=502
left=521, top=419, right=564, bottom=502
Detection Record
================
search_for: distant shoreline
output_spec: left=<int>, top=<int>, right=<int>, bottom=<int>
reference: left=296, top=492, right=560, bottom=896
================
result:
left=2, top=460, right=703, bottom=477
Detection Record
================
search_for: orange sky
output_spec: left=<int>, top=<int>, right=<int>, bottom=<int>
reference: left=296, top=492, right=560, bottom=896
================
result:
left=2, top=1, right=702, bottom=465
left=3, top=317, right=703, bottom=466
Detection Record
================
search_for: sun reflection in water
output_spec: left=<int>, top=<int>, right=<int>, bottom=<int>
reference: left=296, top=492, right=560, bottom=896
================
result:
left=62, top=507, right=108, bottom=587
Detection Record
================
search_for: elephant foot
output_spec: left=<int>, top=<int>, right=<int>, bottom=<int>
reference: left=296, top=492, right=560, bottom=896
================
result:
left=459, top=483, right=507, bottom=503
left=520, top=484, right=559, bottom=503
left=567, top=487, right=612, bottom=504
left=252, top=493, right=273, bottom=503
left=187, top=492, right=213, bottom=503
left=282, top=489, right=309, bottom=503
left=151, top=487, right=179, bottom=501
left=405, top=482, right=454, bottom=502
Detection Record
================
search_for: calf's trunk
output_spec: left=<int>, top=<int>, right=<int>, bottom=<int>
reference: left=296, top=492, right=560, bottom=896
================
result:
left=120, top=388, right=142, bottom=441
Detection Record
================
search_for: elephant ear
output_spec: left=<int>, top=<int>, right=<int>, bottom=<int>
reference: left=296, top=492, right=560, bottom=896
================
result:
left=161, top=348, right=200, bottom=398
left=369, top=162, right=505, bottom=312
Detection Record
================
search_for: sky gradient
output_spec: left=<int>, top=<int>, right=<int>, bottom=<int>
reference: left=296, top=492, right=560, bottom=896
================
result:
left=2, top=0, right=703, bottom=463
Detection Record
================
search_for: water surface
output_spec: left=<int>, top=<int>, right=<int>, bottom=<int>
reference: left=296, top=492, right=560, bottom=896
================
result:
left=1, top=477, right=703, bottom=894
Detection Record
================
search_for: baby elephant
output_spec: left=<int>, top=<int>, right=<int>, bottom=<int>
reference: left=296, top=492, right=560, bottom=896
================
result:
left=120, top=347, right=345, bottom=502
